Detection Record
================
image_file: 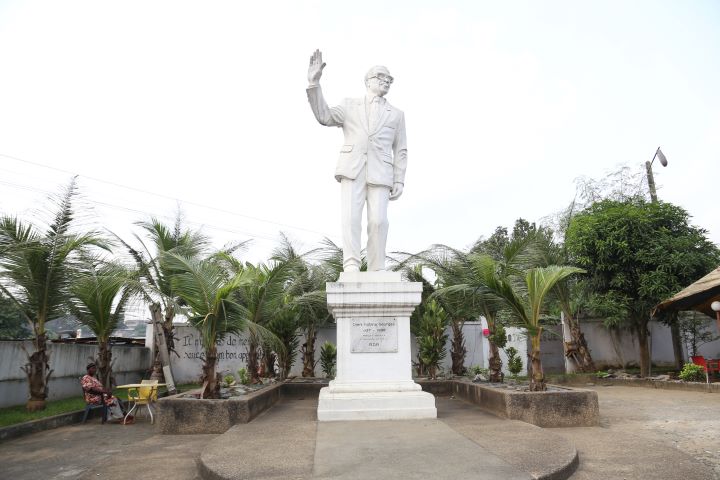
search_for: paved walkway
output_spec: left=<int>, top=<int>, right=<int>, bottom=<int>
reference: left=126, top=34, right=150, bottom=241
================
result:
left=198, top=397, right=577, bottom=480
left=0, top=385, right=717, bottom=479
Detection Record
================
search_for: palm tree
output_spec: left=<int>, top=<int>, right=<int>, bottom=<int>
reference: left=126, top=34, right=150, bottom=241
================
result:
left=69, top=262, right=133, bottom=389
left=434, top=259, right=506, bottom=381
left=481, top=261, right=584, bottom=391
left=0, top=180, right=108, bottom=410
left=397, top=244, right=506, bottom=379
left=113, top=215, right=216, bottom=381
left=217, top=249, right=293, bottom=383
left=277, top=236, right=333, bottom=378
left=266, top=307, right=300, bottom=380
left=537, top=230, right=597, bottom=373
left=163, top=252, right=253, bottom=398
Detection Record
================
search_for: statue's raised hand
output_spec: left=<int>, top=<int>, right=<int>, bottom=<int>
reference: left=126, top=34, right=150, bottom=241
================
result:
left=308, top=49, right=326, bottom=86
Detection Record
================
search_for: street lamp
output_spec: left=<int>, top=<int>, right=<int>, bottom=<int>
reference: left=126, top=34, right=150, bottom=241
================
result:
left=645, top=147, right=668, bottom=203
left=712, top=301, right=720, bottom=334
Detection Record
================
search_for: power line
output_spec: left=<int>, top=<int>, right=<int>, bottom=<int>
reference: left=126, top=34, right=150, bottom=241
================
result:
left=0, top=179, right=319, bottom=246
left=0, top=153, right=338, bottom=239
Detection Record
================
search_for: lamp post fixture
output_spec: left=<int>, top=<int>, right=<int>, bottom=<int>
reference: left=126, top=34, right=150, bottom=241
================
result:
left=645, top=146, right=668, bottom=203
left=712, top=301, right=720, bottom=334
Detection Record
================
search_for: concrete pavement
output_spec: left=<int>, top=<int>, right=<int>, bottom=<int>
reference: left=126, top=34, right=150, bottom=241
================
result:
left=0, top=385, right=717, bottom=479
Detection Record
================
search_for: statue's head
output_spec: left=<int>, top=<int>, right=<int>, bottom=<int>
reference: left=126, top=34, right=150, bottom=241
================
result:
left=365, top=66, right=393, bottom=97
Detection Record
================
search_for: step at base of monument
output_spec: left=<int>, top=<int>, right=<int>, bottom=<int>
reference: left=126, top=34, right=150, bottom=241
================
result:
left=317, top=387, right=437, bottom=421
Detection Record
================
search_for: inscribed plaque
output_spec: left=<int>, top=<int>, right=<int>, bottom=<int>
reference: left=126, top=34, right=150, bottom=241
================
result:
left=350, top=318, right=398, bottom=353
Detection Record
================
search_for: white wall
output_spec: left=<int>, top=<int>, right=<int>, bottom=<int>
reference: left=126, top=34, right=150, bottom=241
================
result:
left=573, top=317, right=720, bottom=369
left=170, top=322, right=487, bottom=384
left=0, top=341, right=151, bottom=407
left=167, top=315, right=719, bottom=384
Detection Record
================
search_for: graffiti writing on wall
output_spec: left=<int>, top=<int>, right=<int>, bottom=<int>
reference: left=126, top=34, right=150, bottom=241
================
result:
left=179, top=331, right=250, bottom=363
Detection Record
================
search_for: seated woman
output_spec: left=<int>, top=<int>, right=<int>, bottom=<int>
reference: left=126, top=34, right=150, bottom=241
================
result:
left=81, top=362, right=132, bottom=424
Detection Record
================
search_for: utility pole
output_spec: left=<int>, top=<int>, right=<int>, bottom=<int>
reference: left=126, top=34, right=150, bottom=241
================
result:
left=646, top=147, right=681, bottom=371
left=645, top=146, right=667, bottom=203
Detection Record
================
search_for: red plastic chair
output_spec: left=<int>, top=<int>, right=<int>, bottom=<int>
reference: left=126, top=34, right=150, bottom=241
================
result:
left=690, top=356, right=719, bottom=382
left=706, top=359, right=720, bottom=377
left=690, top=355, right=707, bottom=369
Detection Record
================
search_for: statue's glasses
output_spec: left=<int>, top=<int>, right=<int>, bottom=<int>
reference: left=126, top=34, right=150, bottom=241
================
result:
left=369, top=74, right=394, bottom=85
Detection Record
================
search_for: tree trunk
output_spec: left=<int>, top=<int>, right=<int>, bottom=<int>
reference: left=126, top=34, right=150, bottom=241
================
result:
left=415, top=350, right=425, bottom=377
left=23, top=332, right=52, bottom=411
left=528, top=332, right=545, bottom=391
left=201, top=344, right=219, bottom=398
left=669, top=314, right=684, bottom=370
left=97, top=340, right=113, bottom=390
left=637, top=320, right=651, bottom=377
left=279, top=348, right=293, bottom=380
left=450, top=320, right=467, bottom=375
left=564, top=314, right=596, bottom=372
left=301, top=327, right=317, bottom=377
left=247, top=338, right=260, bottom=383
left=488, top=341, right=503, bottom=383
left=149, top=303, right=170, bottom=382
left=162, top=304, right=176, bottom=359
left=263, top=348, right=276, bottom=378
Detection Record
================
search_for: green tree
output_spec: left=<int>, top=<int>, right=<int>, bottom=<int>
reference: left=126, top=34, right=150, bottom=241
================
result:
left=531, top=215, right=596, bottom=372
left=114, top=215, right=213, bottom=383
left=566, top=199, right=719, bottom=377
left=0, top=294, right=27, bottom=339
left=288, top=238, right=337, bottom=377
left=319, top=341, right=337, bottom=378
left=416, top=300, right=449, bottom=379
left=0, top=180, right=108, bottom=410
left=68, top=262, right=133, bottom=389
left=480, top=260, right=583, bottom=391
left=266, top=308, right=300, bottom=379
left=164, top=253, right=258, bottom=398
left=218, top=248, right=293, bottom=383
left=395, top=246, right=478, bottom=377
left=418, top=234, right=537, bottom=382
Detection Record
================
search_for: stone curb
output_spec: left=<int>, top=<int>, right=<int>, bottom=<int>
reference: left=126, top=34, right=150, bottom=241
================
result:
left=540, top=451, right=578, bottom=480
left=0, top=410, right=88, bottom=444
left=0, top=401, right=127, bottom=444
left=417, top=378, right=599, bottom=428
left=551, top=374, right=720, bottom=392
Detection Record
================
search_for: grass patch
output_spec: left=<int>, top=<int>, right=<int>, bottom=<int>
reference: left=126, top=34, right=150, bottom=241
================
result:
left=0, top=383, right=203, bottom=428
left=0, top=396, right=86, bottom=428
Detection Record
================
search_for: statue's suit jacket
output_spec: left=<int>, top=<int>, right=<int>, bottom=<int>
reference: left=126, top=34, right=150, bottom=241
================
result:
left=307, top=86, right=407, bottom=189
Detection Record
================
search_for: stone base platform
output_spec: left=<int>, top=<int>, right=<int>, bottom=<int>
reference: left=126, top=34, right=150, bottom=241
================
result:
left=317, top=387, right=437, bottom=421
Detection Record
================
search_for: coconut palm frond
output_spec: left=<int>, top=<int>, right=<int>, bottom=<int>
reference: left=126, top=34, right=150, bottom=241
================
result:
left=69, top=262, right=131, bottom=341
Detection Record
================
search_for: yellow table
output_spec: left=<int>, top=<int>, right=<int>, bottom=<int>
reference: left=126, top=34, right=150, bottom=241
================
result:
left=115, top=383, right=166, bottom=424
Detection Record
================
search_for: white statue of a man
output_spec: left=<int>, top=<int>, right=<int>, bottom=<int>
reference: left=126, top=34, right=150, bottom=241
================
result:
left=306, top=49, right=408, bottom=272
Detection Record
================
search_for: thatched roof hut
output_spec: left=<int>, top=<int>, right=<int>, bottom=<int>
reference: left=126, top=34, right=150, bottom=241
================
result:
left=654, top=266, right=720, bottom=318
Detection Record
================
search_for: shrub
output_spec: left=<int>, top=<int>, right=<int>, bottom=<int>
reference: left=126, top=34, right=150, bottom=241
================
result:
left=467, top=365, right=488, bottom=377
left=416, top=300, right=449, bottom=379
left=505, top=347, right=523, bottom=378
left=223, top=374, right=235, bottom=385
left=320, top=341, right=337, bottom=378
left=237, top=368, right=250, bottom=385
left=678, top=362, right=706, bottom=382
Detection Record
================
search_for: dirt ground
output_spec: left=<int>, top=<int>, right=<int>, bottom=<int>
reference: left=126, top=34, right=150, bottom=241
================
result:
left=558, top=385, right=720, bottom=479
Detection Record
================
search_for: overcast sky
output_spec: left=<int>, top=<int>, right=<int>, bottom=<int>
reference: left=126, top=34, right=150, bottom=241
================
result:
left=1, top=0, right=719, bottom=269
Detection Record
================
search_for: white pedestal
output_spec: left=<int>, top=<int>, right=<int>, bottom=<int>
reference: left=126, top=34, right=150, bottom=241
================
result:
left=317, top=271, right=437, bottom=421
